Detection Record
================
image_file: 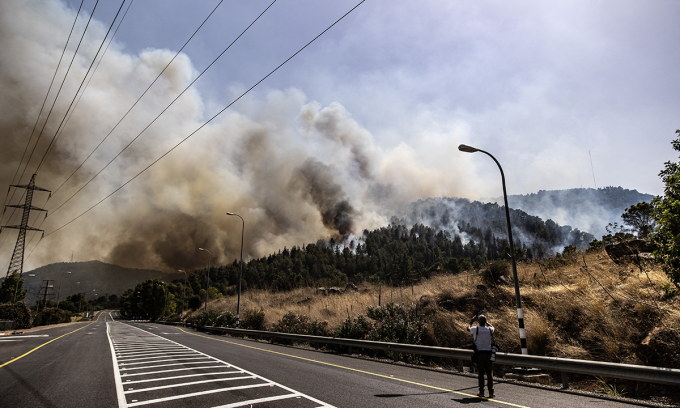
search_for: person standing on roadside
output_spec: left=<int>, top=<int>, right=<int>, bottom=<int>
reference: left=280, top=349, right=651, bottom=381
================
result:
left=469, top=314, right=495, bottom=399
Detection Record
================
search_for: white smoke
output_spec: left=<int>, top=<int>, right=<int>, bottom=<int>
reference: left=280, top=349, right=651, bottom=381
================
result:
left=1, top=0, right=478, bottom=272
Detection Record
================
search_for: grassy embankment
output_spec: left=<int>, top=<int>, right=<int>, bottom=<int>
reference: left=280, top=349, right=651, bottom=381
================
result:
left=193, top=249, right=680, bottom=400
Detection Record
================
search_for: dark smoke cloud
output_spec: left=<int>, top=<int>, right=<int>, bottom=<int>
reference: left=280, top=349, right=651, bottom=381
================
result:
left=290, top=158, right=356, bottom=236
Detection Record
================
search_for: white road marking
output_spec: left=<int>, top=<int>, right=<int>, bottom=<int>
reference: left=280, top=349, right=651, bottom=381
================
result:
left=119, top=361, right=216, bottom=371
left=0, top=334, right=49, bottom=339
left=124, top=375, right=257, bottom=394
left=125, top=383, right=273, bottom=407
left=117, top=353, right=198, bottom=361
left=212, top=393, right=304, bottom=408
left=120, top=365, right=232, bottom=377
left=124, top=371, right=243, bottom=384
left=120, top=356, right=212, bottom=366
left=107, top=320, right=128, bottom=408
left=108, top=318, right=334, bottom=407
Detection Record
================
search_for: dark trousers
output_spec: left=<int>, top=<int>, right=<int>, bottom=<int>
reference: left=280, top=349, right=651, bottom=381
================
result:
left=476, top=351, right=493, bottom=394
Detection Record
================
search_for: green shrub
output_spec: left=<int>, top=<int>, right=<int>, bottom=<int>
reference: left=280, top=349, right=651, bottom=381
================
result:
left=33, top=307, right=71, bottom=327
left=272, top=312, right=329, bottom=336
left=333, top=313, right=372, bottom=340
left=365, top=303, right=428, bottom=346
left=195, top=309, right=220, bottom=326
left=215, top=311, right=237, bottom=328
left=0, top=302, right=32, bottom=329
left=241, top=309, right=265, bottom=330
left=333, top=303, right=428, bottom=363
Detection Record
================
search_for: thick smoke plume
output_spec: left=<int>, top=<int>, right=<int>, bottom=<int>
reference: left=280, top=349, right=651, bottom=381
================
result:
left=0, top=0, right=473, bottom=273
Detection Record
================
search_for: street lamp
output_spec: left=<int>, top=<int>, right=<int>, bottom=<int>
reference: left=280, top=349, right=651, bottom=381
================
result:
left=178, top=270, right=187, bottom=317
left=226, top=212, right=245, bottom=328
left=198, top=248, right=211, bottom=311
left=458, top=143, right=528, bottom=355
left=160, top=281, right=168, bottom=319
left=56, top=271, right=71, bottom=310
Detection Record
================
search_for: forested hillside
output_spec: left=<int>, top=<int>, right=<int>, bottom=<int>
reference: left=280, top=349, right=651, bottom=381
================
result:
left=172, top=212, right=593, bottom=299
left=492, top=187, right=653, bottom=239
left=393, top=197, right=594, bottom=255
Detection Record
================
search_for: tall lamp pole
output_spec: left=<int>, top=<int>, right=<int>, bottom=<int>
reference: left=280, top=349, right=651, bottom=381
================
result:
left=178, top=270, right=187, bottom=317
left=198, top=248, right=211, bottom=311
left=226, top=212, right=244, bottom=328
left=56, top=271, right=71, bottom=310
left=458, top=144, right=528, bottom=355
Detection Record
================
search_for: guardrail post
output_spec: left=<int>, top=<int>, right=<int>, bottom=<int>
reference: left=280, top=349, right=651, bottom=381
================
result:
left=458, top=359, right=464, bottom=372
left=348, top=346, right=353, bottom=355
left=561, top=372, right=569, bottom=389
left=393, top=352, right=399, bottom=362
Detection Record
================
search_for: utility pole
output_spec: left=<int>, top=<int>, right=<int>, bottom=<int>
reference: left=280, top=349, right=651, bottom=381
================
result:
left=39, top=279, right=54, bottom=311
left=1, top=174, right=51, bottom=278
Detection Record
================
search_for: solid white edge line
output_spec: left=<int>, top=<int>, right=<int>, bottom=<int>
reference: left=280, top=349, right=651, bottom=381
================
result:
left=107, top=314, right=128, bottom=408
left=117, top=320, right=334, bottom=407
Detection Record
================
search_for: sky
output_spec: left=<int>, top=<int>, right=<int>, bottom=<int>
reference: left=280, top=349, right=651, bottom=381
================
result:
left=1, top=0, right=678, bottom=273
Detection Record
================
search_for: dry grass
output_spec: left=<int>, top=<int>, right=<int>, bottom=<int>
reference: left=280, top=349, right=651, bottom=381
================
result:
left=190, top=249, right=680, bottom=367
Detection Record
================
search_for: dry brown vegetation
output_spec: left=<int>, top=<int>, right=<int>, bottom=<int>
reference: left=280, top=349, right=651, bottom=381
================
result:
left=194, top=248, right=680, bottom=372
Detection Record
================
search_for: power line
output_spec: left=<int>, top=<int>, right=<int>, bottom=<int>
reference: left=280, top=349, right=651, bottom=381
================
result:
left=31, top=0, right=367, bottom=255
left=0, top=0, right=123, bottom=266
left=0, top=0, right=85, bottom=226
left=9, top=0, right=228, bottom=269
left=13, top=0, right=102, bottom=194
left=50, top=0, right=136, bottom=169
left=35, top=0, right=128, bottom=174
left=50, top=0, right=223, bottom=198
left=46, top=0, right=275, bottom=218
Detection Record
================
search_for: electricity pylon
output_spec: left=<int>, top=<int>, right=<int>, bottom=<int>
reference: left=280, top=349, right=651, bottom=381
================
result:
left=1, top=174, right=51, bottom=277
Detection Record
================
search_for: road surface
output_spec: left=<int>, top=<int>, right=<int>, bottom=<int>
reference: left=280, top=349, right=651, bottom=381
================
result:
left=0, top=311, right=653, bottom=407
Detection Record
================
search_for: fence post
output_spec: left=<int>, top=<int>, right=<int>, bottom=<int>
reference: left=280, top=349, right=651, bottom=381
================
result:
left=561, top=372, right=569, bottom=389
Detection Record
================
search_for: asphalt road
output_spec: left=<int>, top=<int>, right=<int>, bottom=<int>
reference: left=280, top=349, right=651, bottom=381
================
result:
left=0, top=312, right=655, bottom=407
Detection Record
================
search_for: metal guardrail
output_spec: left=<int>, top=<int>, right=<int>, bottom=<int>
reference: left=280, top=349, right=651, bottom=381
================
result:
left=159, top=321, right=680, bottom=387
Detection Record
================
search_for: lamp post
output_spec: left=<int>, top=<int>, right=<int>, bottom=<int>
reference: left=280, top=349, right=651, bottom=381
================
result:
left=198, top=248, right=211, bottom=311
left=75, top=282, right=81, bottom=313
left=458, top=144, right=528, bottom=355
left=178, top=270, right=187, bottom=316
left=160, top=281, right=168, bottom=319
left=227, top=212, right=245, bottom=328
left=56, top=271, right=71, bottom=310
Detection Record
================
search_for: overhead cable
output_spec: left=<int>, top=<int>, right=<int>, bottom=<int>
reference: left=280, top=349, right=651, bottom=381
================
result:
left=35, top=0, right=128, bottom=174
left=13, top=0, right=101, bottom=192
left=37, top=0, right=367, bottom=244
left=0, top=0, right=85, bottom=225
left=46, top=0, right=274, bottom=218
left=49, top=0, right=225, bottom=198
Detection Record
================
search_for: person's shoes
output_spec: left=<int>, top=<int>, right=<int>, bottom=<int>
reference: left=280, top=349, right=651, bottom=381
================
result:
left=476, top=392, right=485, bottom=398
left=488, top=392, right=495, bottom=399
